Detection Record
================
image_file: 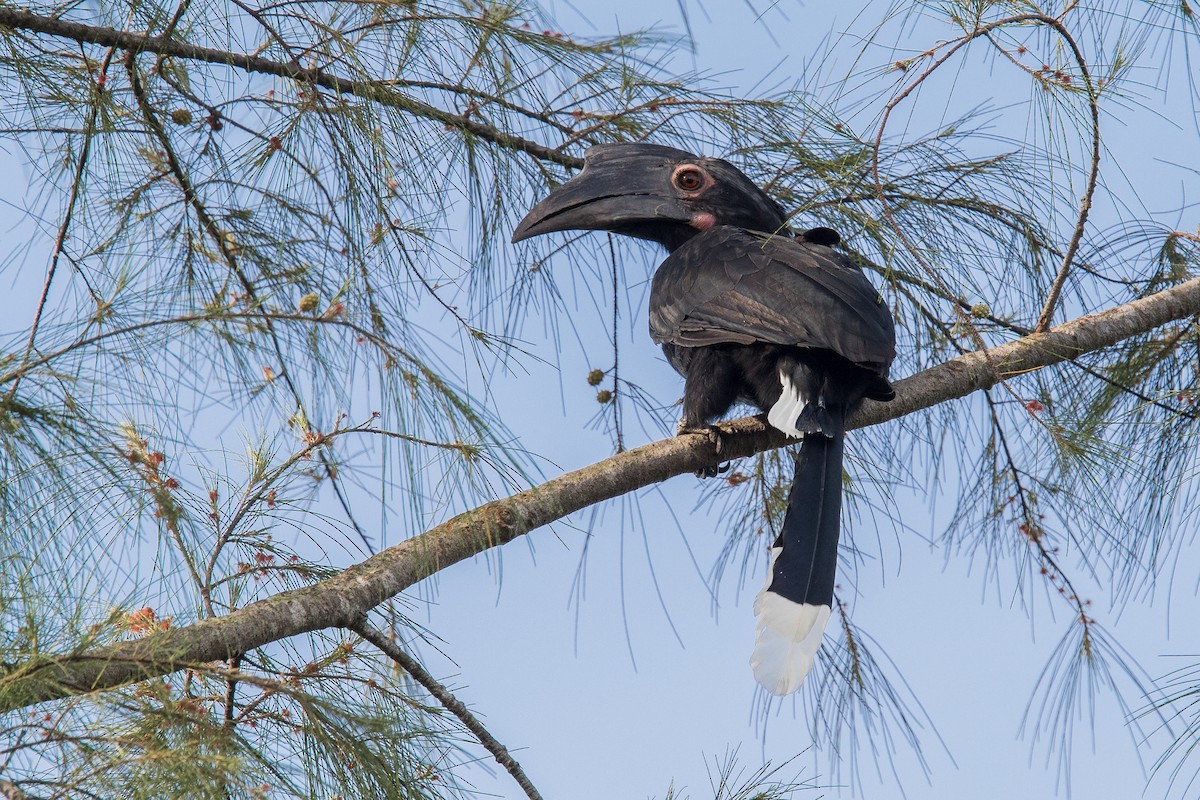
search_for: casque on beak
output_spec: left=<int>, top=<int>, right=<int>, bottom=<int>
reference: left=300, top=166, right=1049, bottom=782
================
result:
left=511, top=143, right=697, bottom=243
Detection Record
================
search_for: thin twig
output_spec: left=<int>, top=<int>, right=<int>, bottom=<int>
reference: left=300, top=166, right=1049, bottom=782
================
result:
left=872, top=24, right=997, bottom=322
left=200, top=418, right=359, bottom=602
left=608, top=234, right=624, bottom=452
left=0, top=310, right=440, bottom=388
left=0, top=7, right=581, bottom=168
left=125, top=50, right=377, bottom=556
left=0, top=779, right=30, bottom=800
left=984, top=393, right=1094, bottom=629
left=350, top=619, right=545, bottom=800
left=1024, top=25, right=1102, bottom=331
left=6, top=46, right=114, bottom=402
left=223, top=653, right=241, bottom=729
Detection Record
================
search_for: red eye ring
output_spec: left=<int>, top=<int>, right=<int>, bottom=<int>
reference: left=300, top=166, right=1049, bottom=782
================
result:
left=672, top=165, right=707, bottom=192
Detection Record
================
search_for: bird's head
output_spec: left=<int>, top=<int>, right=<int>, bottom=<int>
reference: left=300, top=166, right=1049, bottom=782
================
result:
left=512, top=142, right=790, bottom=251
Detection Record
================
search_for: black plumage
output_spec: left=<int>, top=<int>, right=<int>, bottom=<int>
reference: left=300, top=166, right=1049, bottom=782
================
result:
left=513, top=142, right=896, bottom=694
left=650, top=227, right=893, bottom=429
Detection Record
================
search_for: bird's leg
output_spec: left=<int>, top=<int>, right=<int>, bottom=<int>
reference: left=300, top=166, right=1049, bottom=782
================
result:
left=676, top=418, right=730, bottom=478
left=677, top=350, right=741, bottom=477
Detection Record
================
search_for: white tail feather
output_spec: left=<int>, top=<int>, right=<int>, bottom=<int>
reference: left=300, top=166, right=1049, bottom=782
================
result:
left=767, top=372, right=806, bottom=438
left=750, top=547, right=832, bottom=695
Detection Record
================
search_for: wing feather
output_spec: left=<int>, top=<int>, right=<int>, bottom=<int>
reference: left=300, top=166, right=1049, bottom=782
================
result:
left=649, top=227, right=895, bottom=371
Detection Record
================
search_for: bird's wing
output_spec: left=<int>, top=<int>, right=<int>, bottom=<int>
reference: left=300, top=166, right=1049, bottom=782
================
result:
left=649, top=226, right=896, bottom=371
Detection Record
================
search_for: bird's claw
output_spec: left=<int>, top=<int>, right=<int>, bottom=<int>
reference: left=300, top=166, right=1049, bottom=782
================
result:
left=677, top=422, right=729, bottom=478
left=696, top=461, right=731, bottom=478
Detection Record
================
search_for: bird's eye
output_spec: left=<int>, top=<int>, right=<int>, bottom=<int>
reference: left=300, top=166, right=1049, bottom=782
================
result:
left=673, top=166, right=706, bottom=192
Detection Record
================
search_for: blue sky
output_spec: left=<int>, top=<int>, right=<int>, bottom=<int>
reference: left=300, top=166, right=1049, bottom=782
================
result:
left=411, top=2, right=1200, bottom=798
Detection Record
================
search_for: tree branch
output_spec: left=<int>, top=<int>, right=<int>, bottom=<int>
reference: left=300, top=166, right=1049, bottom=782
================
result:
left=350, top=619, right=545, bottom=800
left=0, top=6, right=582, bottom=168
left=3, top=272, right=1199, bottom=712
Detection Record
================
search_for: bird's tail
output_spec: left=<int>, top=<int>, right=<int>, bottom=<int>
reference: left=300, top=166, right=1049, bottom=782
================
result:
left=750, top=432, right=842, bottom=695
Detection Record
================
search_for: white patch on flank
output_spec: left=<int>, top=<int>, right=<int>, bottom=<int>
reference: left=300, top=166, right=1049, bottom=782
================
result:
left=767, top=371, right=807, bottom=438
left=750, top=547, right=832, bottom=696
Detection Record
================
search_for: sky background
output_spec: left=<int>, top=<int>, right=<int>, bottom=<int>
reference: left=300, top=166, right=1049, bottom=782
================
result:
left=406, top=2, right=1200, bottom=799
left=2, top=1, right=1198, bottom=798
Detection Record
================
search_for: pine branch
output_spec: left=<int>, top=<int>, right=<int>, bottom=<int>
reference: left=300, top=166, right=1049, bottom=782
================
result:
left=3, top=271, right=1200, bottom=712
left=0, top=6, right=582, bottom=168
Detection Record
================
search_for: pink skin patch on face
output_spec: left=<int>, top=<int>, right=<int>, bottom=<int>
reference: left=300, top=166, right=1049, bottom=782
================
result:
left=690, top=211, right=717, bottom=230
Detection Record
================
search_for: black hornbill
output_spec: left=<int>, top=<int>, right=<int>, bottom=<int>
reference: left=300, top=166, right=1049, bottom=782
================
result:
left=512, top=143, right=896, bottom=695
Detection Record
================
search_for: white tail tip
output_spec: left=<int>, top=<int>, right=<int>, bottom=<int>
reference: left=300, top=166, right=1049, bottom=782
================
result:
left=750, top=553, right=832, bottom=695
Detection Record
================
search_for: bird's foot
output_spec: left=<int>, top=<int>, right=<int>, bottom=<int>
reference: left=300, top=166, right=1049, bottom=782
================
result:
left=676, top=421, right=730, bottom=478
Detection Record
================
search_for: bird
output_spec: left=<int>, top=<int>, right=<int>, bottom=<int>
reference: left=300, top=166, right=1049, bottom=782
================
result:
left=512, top=142, right=896, bottom=695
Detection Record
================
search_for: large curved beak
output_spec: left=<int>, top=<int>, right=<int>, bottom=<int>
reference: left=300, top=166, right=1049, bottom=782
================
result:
left=511, top=144, right=692, bottom=242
